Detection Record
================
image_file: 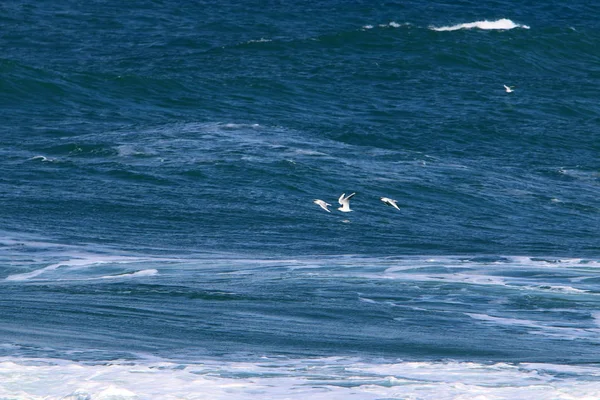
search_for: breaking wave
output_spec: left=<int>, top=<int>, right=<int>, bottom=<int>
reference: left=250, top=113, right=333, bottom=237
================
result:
left=431, top=18, right=530, bottom=31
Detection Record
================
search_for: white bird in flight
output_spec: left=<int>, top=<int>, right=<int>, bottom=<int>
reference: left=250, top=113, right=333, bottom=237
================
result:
left=338, top=193, right=355, bottom=212
left=313, top=199, right=331, bottom=212
left=380, top=197, right=400, bottom=210
left=503, top=84, right=514, bottom=93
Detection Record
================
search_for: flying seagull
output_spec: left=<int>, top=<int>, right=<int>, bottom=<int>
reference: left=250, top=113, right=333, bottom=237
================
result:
left=380, top=197, right=400, bottom=210
left=338, top=192, right=355, bottom=212
left=503, top=84, right=514, bottom=93
left=313, top=199, right=331, bottom=212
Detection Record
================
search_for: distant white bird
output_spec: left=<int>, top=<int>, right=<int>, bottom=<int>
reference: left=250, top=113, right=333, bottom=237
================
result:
left=338, top=192, right=355, bottom=212
left=503, top=84, right=514, bottom=93
left=380, top=197, right=400, bottom=210
left=313, top=199, right=331, bottom=212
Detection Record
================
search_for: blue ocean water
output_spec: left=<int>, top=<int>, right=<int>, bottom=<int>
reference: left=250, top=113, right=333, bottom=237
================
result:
left=1, top=0, right=599, bottom=398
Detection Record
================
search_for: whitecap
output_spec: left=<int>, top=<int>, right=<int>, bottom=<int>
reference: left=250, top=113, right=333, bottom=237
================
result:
left=4, top=255, right=150, bottom=282
left=29, top=155, right=54, bottom=162
left=532, top=285, right=589, bottom=294
left=6, top=261, right=69, bottom=281
left=99, top=269, right=159, bottom=280
left=466, top=313, right=540, bottom=329
left=3, top=357, right=600, bottom=400
left=431, top=18, right=530, bottom=32
left=96, top=385, right=138, bottom=400
left=377, top=21, right=408, bottom=29
left=62, top=388, right=92, bottom=400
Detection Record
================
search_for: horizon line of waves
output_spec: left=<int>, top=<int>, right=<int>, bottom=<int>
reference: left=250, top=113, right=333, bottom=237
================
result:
left=1, top=357, right=600, bottom=399
left=430, top=18, right=530, bottom=32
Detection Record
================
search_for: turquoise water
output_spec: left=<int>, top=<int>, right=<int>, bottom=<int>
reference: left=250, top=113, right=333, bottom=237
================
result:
left=1, top=1, right=599, bottom=398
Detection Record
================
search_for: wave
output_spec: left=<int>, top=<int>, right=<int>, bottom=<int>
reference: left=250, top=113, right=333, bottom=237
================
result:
left=431, top=18, right=530, bottom=32
left=2, top=357, right=600, bottom=400
left=362, top=21, right=410, bottom=30
left=5, top=259, right=93, bottom=281
left=29, top=155, right=55, bottom=162
left=99, top=269, right=159, bottom=280
left=4, top=255, right=157, bottom=282
left=466, top=313, right=600, bottom=341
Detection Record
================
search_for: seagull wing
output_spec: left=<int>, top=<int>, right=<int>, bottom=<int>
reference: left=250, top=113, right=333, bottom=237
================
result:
left=381, top=197, right=400, bottom=210
left=314, top=199, right=331, bottom=212
left=340, top=192, right=355, bottom=206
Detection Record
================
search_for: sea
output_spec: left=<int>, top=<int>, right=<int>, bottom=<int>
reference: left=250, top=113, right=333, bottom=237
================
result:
left=1, top=0, right=599, bottom=398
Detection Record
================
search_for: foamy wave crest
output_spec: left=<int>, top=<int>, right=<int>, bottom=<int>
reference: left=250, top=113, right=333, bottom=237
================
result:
left=2, top=357, right=600, bottom=400
left=29, top=155, right=55, bottom=162
left=99, top=269, right=159, bottom=280
left=431, top=18, right=530, bottom=32
left=363, top=22, right=410, bottom=30
left=4, top=255, right=153, bottom=282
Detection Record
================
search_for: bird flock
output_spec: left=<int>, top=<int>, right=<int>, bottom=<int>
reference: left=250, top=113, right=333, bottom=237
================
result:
left=313, top=85, right=514, bottom=215
left=313, top=193, right=400, bottom=213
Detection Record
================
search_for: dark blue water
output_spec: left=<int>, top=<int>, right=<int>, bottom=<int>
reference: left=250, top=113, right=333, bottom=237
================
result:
left=1, top=1, right=599, bottom=398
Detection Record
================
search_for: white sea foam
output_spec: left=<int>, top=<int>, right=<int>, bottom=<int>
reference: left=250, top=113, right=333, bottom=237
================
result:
left=377, top=21, right=408, bottom=29
left=431, top=18, right=530, bottom=32
left=358, top=296, right=378, bottom=304
left=363, top=22, right=409, bottom=30
left=99, top=269, right=159, bottom=280
left=5, top=259, right=87, bottom=281
left=467, top=313, right=542, bottom=329
left=30, top=155, right=55, bottom=162
left=1, top=357, right=600, bottom=400
left=532, top=285, right=590, bottom=294
left=247, top=38, right=272, bottom=44
left=4, top=255, right=152, bottom=282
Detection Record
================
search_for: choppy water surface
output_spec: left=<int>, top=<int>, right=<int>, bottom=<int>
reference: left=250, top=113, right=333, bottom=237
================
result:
left=1, top=0, right=599, bottom=398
